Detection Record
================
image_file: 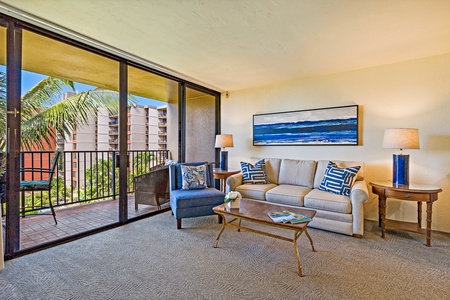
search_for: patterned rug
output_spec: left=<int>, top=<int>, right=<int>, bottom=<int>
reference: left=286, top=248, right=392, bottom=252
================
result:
left=0, top=211, right=449, bottom=299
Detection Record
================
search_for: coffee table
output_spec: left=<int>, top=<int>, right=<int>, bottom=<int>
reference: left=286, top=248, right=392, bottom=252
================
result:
left=213, top=199, right=317, bottom=277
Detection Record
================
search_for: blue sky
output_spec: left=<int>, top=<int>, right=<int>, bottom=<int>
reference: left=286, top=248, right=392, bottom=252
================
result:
left=1, top=65, right=165, bottom=107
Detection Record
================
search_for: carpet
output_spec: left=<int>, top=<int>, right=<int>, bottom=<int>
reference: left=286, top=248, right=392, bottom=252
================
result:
left=0, top=211, right=449, bottom=300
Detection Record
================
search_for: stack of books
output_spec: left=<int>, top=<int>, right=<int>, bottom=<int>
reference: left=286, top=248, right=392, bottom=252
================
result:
left=267, top=210, right=311, bottom=224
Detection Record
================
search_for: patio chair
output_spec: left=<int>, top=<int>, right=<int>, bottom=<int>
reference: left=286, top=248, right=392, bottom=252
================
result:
left=19, top=151, right=61, bottom=225
left=169, top=162, right=225, bottom=229
left=134, top=164, right=170, bottom=210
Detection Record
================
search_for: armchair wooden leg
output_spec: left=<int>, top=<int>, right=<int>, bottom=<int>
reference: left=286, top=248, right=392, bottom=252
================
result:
left=177, top=219, right=182, bottom=229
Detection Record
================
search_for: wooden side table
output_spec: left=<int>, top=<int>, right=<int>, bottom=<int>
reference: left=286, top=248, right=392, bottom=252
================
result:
left=213, top=169, right=240, bottom=193
left=370, top=181, right=442, bottom=246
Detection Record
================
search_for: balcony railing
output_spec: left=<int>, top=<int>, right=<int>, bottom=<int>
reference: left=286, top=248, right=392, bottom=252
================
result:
left=2, top=150, right=169, bottom=217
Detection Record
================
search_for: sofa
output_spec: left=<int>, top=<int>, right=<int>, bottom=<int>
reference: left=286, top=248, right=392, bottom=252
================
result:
left=226, top=158, right=369, bottom=237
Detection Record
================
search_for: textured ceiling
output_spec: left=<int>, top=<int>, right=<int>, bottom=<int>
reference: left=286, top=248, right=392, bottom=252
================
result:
left=2, top=0, right=450, bottom=92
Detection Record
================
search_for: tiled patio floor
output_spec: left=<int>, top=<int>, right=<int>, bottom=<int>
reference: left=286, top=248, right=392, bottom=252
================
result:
left=3, top=195, right=170, bottom=250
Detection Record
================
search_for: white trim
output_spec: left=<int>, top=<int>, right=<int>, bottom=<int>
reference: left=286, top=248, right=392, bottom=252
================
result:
left=0, top=2, right=222, bottom=92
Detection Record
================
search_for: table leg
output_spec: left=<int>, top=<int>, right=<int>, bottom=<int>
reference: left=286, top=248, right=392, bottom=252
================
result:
left=219, top=179, right=224, bottom=193
left=293, top=231, right=303, bottom=277
left=426, top=202, right=433, bottom=247
left=304, top=228, right=316, bottom=252
left=380, top=196, right=386, bottom=238
left=214, top=214, right=227, bottom=248
left=417, top=202, right=422, bottom=229
left=378, top=196, right=382, bottom=227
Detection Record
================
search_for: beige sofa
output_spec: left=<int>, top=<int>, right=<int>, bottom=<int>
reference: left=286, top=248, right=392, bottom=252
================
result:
left=226, top=158, right=369, bottom=237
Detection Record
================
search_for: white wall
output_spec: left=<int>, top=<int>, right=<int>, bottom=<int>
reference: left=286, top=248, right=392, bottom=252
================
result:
left=222, top=53, right=450, bottom=233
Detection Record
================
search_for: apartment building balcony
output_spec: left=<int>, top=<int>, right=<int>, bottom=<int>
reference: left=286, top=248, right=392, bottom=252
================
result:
left=109, top=130, right=119, bottom=135
left=109, top=139, right=118, bottom=144
left=1, top=149, right=170, bottom=251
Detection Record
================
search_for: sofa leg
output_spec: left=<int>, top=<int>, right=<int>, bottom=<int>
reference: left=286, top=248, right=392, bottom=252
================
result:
left=177, top=219, right=182, bottom=229
left=217, top=215, right=223, bottom=224
left=353, top=234, right=362, bottom=239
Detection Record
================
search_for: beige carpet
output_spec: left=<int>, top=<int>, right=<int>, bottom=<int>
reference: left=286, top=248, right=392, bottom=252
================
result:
left=0, top=211, right=449, bottom=300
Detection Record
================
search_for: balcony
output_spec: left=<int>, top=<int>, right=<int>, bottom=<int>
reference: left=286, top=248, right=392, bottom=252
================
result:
left=1, top=149, right=170, bottom=251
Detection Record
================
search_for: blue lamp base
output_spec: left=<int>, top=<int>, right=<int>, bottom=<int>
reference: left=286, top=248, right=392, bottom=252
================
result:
left=220, top=151, right=228, bottom=171
left=393, top=154, right=409, bottom=186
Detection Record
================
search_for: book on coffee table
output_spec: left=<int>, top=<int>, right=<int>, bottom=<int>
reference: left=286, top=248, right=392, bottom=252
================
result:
left=267, top=210, right=311, bottom=224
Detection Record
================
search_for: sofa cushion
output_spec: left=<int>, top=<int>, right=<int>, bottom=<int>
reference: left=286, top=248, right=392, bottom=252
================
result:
left=266, top=184, right=312, bottom=207
left=314, top=160, right=365, bottom=188
left=304, top=189, right=352, bottom=214
left=181, top=164, right=208, bottom=190
left=250, top=157, right=281, bottom=184
left=318, top=162, right=360, bottom=196
left=240, top=159, right=270, bottom=184
left=278, top=159, right=317, bottom=188
left=235, top=183, right=277, bottom=201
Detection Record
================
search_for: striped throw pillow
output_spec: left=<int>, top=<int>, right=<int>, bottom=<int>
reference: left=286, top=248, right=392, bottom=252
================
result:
left=318, top=161, right=360, bottom=196
left=240, top=159, right=270, bottom=184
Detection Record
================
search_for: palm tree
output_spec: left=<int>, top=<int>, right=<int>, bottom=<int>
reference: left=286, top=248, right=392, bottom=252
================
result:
left=0, top=71, right=123, bottom=150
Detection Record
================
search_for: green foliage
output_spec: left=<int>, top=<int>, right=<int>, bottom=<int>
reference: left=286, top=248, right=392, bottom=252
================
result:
left=84, top=158, right=118, bottom=199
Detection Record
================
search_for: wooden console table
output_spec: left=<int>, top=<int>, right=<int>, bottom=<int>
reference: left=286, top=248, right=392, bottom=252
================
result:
left=213, top=169, right=240, bottom=193
left=370, top=181, right=442, bottom=246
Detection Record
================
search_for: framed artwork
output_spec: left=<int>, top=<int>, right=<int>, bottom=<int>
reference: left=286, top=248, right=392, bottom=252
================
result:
left=253, top=105, right=359, bottom=146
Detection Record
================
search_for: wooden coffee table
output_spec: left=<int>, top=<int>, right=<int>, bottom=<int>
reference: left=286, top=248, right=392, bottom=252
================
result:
left=213, top=199, right=316, bottom=277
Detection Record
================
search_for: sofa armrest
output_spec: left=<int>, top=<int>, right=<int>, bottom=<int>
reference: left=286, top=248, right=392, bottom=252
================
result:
left=350, top=180, right=369, bottom=236
left=351, top=180, right=369, bottom=204
left=226, top=173, right=243, bottom=193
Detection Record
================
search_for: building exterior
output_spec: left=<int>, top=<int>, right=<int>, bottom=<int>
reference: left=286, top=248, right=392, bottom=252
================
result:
left=55, top=93, right=167, bottom=188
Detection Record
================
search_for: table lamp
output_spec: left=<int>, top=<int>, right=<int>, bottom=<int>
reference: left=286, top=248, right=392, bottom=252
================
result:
left=382, top=128, right=420, bottom=186
left=215, top=134, right=234, bottom=170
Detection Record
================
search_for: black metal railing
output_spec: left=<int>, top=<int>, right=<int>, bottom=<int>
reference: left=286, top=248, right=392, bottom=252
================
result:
left=3, top=150, right=169, bottom=217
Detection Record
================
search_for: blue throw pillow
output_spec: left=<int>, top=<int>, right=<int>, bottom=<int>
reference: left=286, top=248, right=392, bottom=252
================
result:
left=181, top=164, right=208, bottom=190
left=240, top=159, right=270, bottom=184
left=318, top=161, right=361, bottom=196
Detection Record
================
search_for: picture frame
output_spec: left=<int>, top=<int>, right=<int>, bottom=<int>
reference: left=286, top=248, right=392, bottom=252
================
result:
left=253, top=105, right=359, bottom=146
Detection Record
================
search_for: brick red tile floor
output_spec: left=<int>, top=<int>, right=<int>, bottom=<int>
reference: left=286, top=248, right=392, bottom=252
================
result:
left=2, top=195, right=169, bottom=250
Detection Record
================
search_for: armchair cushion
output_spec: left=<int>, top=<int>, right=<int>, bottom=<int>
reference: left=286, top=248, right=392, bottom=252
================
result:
left=181, top=164, right=208, bottom=190
left=171, top=162, right=212, bottom=190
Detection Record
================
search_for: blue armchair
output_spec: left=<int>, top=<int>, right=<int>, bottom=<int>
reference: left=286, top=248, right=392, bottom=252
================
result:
left=169, top=162, right=225, bottom=229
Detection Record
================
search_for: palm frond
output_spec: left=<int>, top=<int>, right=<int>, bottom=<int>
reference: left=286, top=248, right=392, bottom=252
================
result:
left=21, top=76, right=75, bottom=121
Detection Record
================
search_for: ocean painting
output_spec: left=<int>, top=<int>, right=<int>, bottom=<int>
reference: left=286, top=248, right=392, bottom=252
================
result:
left=253, top=105, right=358, bottom=146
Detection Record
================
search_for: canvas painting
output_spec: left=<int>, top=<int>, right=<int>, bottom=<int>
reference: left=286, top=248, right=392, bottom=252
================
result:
left=253, top=105, right=358, bottom=146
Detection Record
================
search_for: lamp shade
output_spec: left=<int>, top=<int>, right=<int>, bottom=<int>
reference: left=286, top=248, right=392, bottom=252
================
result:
left=215, top=134, right=234, bottom=148
left=382, top=128, right=420, bottom=150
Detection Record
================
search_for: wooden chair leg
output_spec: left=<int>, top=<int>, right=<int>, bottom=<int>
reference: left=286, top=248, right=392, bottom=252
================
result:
left=177, top=219, right=181, bottom=229
left=217, top=214, right=223, bottom=224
